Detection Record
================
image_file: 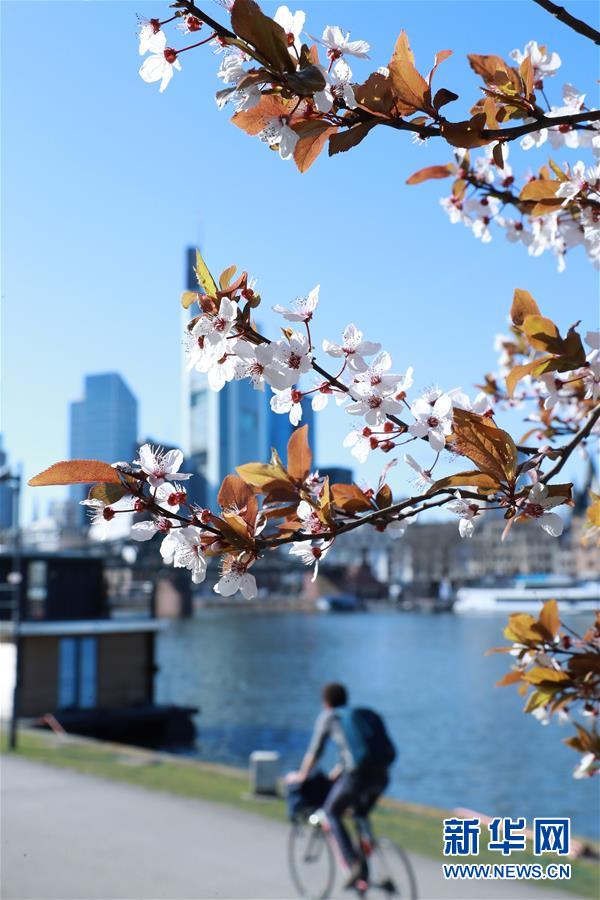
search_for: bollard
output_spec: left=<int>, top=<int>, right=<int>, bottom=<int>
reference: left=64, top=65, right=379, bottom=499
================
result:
left=249, top=750, right=280, bottom=795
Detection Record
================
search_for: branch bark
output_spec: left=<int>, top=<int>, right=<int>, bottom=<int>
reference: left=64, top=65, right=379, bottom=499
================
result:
left=533, top=0, right=600, bottom=46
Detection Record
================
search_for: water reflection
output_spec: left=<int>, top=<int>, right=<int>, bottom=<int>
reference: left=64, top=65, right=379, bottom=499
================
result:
left=155, top=610, right=599, bottom=838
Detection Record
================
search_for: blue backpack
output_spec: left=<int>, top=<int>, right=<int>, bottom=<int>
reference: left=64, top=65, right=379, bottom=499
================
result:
left=340, top=707, right=397, bottom=770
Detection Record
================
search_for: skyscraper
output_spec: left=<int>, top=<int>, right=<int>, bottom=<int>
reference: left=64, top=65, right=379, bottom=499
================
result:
left=182, top=249, right=316, bottom=508
left=69, top=373, right=139, bottom=517
left=0, top=435, right=14, bottom=530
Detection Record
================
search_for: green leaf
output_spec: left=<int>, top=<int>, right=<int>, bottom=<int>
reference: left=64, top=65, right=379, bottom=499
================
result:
left=194, top=249, right=218, bottom=298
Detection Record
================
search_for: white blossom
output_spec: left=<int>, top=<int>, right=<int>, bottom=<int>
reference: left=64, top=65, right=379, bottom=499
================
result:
left=270, top=332, right=313, bottom=387
left=214, top=558, right=257, bottom=599
left=322, top=323, right=381, bottom=372
left=509, top=41, right=561, bottom=80
left=170, top=526, right=208, bottom=584
left=311, top=25, right=370, bottom=60
left=521, top=483, right=564, bottom=537
left=259, top=117, right=299, bottom=160
left=408, top=391, right=453, bottom=451
left=273, top=284, right=319, bottom=322
left=273, top=5, right=306, bottom=55
left=343, top=428, right=374, bottom=463
left=289, top=539, right=330, bottom=580
left=403, top=453, right=435, bottom=490
left=314, top=59, right=357, bottom=113
left=448, top=492, right=483, bottom=538
left=270, top=387, right=303, bottom=425
left=135, top=444, right=191, bottom=488
left=139, top=30, right=181, bottom=93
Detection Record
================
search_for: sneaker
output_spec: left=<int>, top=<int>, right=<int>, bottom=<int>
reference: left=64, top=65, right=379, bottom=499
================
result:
left=343, top=860, right=368, bottom=890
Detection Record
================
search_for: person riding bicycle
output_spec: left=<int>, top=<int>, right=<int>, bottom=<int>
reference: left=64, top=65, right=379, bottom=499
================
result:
left=286, top=682, right=396, bottom=889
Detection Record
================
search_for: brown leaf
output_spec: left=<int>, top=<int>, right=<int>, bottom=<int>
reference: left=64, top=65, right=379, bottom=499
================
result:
left=523, top=314, right=566, bottom=354
left=375, top=484, right=393, bottom=509
left=236, top=460, right=291, bottom=491
left=433, top=88, right=459, bottom=110
left=389, top=31, right=430, bottom=112
left=449, top=408, right=518, bottom=485
left=406, top=163, right=455, bottom=185
left=285, top=64, right=327, bottom=96
left=520, top=179, right=560, bottom=202
left=506, top=356, right=558, bottom=397
left=496, top=670, right=524, bottom=687
left=88, top=483, right=130, bottom=505
left=353, top=72, right=398, bottom=117
left=181, top=291, right=200, bottom=310
left=331, top=483, right=373, bottom=514
left=328, top=121, right=377, bottom=156
left=441, top=114, right=490, bottom=148
left=232, top=94, right=289, bottom=136
left=287, top=425, right=312, bottom=480
left=467, top=54, right=521, bottom=92
left=429, top=470, right=501, bottom=493
left=29, top=460, right=124, bottom=487
left=293, top=121, right=338, bottom=172
left=510, top=288, right=541, bottom=326
left=230, top=0, right=295, bottom=74
left=428, top=49, right=452, bottom=87
left=219, top=265, right=237, bottom=290
left=538, top=599, right=561, bottom=640
left=218, top=474, right=254, bottom=511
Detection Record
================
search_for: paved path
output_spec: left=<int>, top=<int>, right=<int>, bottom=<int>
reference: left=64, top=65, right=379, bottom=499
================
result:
left=1, top=756, right=578, bottom=900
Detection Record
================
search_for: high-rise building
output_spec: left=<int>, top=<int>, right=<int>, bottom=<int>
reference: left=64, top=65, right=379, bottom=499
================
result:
left=69, top=373, right=138, bottom=518
left=182, top=248, right=316, bottom=508
left=0, top=435, right=14, bottom=530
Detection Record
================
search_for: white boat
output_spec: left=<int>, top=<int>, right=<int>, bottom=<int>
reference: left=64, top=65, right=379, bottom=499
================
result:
left=454, top=576, right=600, bottom=614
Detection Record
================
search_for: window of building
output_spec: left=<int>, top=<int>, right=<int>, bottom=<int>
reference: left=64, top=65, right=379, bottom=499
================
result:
left=57, top=636, right=98, bottom=709
left=26, top=561, right=47, bottom=619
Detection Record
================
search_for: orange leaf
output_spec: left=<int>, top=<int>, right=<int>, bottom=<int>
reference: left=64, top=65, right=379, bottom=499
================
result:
left=218, top=474, right=254, bottom=511
left=496, top=670, right=524, bottom=687
left=287, top=425, right=312, bottom=480
left=29, top=460, right=123, bottom=487
left=449, top=409, right=517, bottom=485
left=389, top=31, right=430, bottom=111
left=519, top=180, right=560, bottom=202
left=510, top=288, right=541, bottom=326
left=331, top=483, right=373, bottom=514
left=232, top=94, right=289, bottom=136
left=538, top=599, right=561, bottom=640
left=293, top=121, right=338, bottom=173
left=406, top=163, right=455, bottom=185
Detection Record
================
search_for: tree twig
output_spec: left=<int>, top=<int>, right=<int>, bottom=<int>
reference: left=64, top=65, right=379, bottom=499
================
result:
left=532, top=0, right=600, bottom=46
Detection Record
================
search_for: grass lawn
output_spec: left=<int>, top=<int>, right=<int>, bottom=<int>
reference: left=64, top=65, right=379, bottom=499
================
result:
left=3, top=728, right=598, bottom=898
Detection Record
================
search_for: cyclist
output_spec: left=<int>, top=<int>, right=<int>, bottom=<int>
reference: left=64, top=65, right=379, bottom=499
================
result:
left=286, top=682, right=396, bottom=889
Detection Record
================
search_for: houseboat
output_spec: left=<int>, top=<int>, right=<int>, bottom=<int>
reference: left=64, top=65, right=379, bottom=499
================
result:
left=0, top=550, right=196, bottom=747
left=454, top=574, right=600, bottom=614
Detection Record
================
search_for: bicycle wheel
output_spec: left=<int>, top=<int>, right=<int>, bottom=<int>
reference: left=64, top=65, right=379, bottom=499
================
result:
left=367, top=838, right=418, bottom=899
left=288, top=821, right=336, bottom=900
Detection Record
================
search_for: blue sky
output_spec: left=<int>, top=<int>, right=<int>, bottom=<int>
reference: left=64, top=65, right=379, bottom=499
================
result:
left=2, top=0, right=599, bottom=521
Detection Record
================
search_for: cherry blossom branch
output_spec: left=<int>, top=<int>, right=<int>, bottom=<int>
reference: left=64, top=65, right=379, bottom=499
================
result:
left=540, top=403, right=600, bottom=483
left=533, top=0, right=600, bottom=46
left=245, top=322, right=410, bottom=432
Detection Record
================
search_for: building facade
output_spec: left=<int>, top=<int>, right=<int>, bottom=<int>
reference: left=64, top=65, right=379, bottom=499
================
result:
left=69, top=373, right=138, bottom=517
left=0, top=435, right=14, bottom=530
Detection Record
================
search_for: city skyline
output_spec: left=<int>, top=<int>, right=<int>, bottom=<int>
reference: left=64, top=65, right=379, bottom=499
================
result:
left=3, top=1, right=598, bottom=523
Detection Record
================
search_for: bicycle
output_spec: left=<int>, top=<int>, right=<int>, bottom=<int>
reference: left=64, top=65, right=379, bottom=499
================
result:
left=288, top=808, right=418, bottom=899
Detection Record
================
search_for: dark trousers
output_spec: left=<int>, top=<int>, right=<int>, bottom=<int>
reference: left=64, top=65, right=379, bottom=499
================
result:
left=323, top=768, right=389, bottom=866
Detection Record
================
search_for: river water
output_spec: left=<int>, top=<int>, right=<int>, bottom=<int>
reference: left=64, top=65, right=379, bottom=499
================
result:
left=155, top=610, right=599, bottom=839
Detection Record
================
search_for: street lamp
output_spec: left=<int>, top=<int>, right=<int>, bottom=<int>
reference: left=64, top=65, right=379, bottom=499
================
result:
left=0, top=466, right=22, bottom=750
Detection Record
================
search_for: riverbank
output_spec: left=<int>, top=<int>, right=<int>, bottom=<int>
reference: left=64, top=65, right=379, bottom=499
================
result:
left=2, top=728, right=598, bottom=898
